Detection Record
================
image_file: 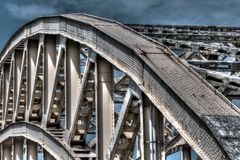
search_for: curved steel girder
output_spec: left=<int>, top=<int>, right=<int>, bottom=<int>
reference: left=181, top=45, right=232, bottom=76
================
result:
left=1, top=14, right=240, bottom=159
left=0, top=122, right=77, bottom=160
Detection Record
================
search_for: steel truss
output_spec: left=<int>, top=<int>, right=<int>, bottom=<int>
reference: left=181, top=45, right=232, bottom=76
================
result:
left=0, top=14, right=240, bottom=160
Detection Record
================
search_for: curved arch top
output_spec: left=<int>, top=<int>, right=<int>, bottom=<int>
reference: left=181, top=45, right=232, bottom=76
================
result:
left=0, top=122, right=76, bottom=160
left=1, top=13, right=240, bottom=159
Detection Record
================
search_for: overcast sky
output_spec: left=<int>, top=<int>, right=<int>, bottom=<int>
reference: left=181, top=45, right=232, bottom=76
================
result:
left=0, top=0, right=240, bottom=49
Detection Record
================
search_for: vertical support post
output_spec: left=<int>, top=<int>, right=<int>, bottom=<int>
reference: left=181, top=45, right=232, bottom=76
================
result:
left=0, top=68, right=4, bottom=128
left=182, top=145, right=191, bottom=160
left=139, top=97, right=145, bottom=159
left=27, top=140, right=38, bottom=160
left=26, top=40, right=39, bottom=121
left=133, top=135, right=140, bottom=159
left=2, top=64, right=10, bottom=128
left=155, top=107, right=165, bottom=160
left=0, top=144, right=1, bottom=160
left=13, top=50, right=23, bottom=112
left=43, top=149, right=55, bottom=160
left=2, top=140, right=12, bottom=160
left=13, top=49, right=24, bottom=122
left=14, top=138, right=23, bottom=160
left=143, top=96, right=165, bottom=160
left=65, top=40, right=80, bottom=131
left=143, top=98, right=153, bottom=160
left=97, top=56, right=113, bottom=160
left=0, top=144, right=2, bottom=160
left=43, top=35, right=56, bottom=126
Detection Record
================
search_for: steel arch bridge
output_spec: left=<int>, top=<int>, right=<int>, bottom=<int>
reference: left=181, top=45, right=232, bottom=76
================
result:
left=0, top=13, right=240, bottom=160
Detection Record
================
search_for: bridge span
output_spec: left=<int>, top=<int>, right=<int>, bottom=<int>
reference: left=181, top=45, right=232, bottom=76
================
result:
left=0, top=13, right=240, bottom=160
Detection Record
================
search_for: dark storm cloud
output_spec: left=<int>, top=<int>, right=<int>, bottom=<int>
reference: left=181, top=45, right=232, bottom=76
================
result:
left=5, top=3, right=57, bottom=19
left=2, top=0, right=240, bottom=25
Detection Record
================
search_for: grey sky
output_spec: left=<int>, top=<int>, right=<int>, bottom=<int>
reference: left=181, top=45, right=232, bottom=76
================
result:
left=0, top=0, right=240, bottom=49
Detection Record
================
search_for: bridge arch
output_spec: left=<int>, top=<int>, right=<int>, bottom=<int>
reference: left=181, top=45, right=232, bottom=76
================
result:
left=0, top=13, right=239, bottom=160
left=0, top=122, right=75, bottom=160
